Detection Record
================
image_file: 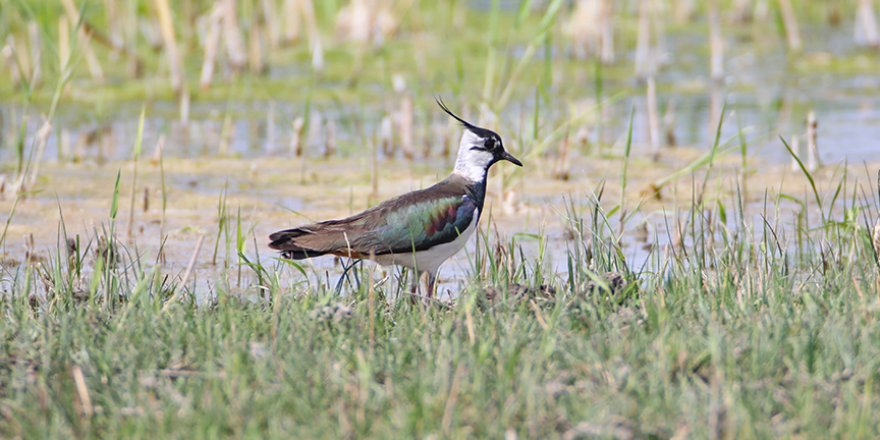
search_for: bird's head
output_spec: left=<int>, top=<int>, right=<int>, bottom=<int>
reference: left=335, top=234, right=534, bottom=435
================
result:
left=437, top=98, right=522, bottom=182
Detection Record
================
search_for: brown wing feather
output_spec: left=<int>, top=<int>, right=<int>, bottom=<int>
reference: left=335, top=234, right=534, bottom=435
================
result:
left=268, top=212, right=372, bottom=259
left=269, top=174, right=471, bottom=260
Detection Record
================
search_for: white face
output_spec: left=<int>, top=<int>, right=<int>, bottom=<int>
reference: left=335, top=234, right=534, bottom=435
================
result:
left=453, top=130, right=497, bottom=182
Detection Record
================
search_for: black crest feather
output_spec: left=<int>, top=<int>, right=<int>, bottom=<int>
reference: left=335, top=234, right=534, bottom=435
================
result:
left=435, top=96, right=498, bottom=139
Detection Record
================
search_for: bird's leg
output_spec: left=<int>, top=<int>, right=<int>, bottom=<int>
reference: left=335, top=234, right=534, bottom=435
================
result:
left=334, top=258, right=360, bottom=295
left=408, top=270, right=422, bottom=303
left=426, top=273, right=436, bottom=299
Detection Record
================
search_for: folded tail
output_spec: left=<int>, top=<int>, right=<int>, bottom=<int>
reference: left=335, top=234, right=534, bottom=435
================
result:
left=268, top=228, right=330, bottom=260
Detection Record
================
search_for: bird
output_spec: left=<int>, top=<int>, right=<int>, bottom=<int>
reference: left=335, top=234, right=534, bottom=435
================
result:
left=268, top=98, right=522, bottom=297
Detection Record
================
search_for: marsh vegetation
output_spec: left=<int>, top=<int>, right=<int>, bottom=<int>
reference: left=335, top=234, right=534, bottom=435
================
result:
left=2, top=0, right=880, bottom=437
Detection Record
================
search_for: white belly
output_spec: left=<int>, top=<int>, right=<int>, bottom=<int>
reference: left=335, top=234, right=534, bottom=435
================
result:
left=374, top=210, right=478, bottom=275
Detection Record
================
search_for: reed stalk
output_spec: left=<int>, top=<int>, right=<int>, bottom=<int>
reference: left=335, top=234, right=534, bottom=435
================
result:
left=60, top=0, right=105, bottom=82
left=291, top=116, right=305, bottom=157
left=778, top=0, right=802, bottom=52
left=199, top=5, right=223, bottom=89
left=223, top=0, right=247, bottom=70
left=127, top=108, right=145, bottom=241
left=599, top=0, right=614, bottom=63
left=635, top=0, right=652, bottom=79
left=806, top=110, right=819, bottom=171
left=856, top=0, right=880, bottom=48
left=646, top=76, right=660, bottom=158
left=154, top=0, right=184, bottom=92
left=398, top=95, right=414, bottom=160
left=58, top=18, right=70, bottom=75
left=708, top=0, right=724, bottom=80
left=26, top=22, right=41, bottom=87
left=248, top=10, right=266, bottom=74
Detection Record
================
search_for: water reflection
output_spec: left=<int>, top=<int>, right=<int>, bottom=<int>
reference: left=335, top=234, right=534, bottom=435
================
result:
left=3, top=82, right=877, bottom=166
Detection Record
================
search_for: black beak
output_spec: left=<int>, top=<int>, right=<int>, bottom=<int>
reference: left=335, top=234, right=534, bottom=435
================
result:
left=501, top=151, right=523, bottom=167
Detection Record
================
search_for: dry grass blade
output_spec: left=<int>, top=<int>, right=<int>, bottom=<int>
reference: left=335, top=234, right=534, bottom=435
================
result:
left=872, top=220, right=880, bottom=265
left=163, top=234, right=205, bottom=310
left=71, top=365, right=93, bottom=417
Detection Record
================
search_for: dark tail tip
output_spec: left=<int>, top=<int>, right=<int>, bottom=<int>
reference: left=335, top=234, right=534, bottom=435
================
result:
left=269, top=227, right=307, bottom=244
left=269, top=228, right=324, bottom=260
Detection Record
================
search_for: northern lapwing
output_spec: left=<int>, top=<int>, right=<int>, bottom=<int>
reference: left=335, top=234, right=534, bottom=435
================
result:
left=269, top=98, right=522, bottom=297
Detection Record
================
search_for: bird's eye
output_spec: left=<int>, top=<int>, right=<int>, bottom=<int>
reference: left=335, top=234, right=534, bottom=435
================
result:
left=484, top=138, right=496, bottom=150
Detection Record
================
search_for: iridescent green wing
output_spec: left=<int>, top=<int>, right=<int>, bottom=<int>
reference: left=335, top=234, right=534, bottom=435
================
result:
left=353, top=195, right=478, bottom=254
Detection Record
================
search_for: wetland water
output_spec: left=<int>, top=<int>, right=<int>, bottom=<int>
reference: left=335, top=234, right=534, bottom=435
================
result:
left=3, top=77, right=880, bottom=164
